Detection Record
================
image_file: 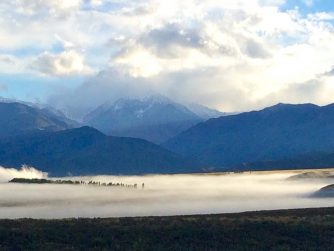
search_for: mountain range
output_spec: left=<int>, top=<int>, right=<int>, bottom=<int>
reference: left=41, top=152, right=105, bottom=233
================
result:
left=0, top=102, right=76, bottom=138
left=83, top=95, right=222, bottom=143
left=0, top=126, right=199, bottom=176
left=2, top=97, right=334, bottom=175
left=164, top=103, right=334, bottom=169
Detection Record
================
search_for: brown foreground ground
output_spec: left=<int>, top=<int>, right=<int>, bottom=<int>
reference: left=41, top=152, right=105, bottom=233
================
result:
left=1, top=207, right=334, bottom=251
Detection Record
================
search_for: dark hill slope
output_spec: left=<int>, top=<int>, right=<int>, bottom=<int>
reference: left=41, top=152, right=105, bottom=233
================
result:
left=0, top=102, right=73, bottom=138
left=0, top=127, right=200, bottom=176
left=239, top=152, right=334, bottom=171
left=164, top=103, right=334, bottom=168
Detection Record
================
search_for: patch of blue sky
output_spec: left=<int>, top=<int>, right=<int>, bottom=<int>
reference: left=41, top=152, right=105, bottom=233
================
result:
left=50, top=42, right=66, bottom=54
left=277, top=33, right=309, bottom=46
left=282, top=0, right=334, bottom=15
left=0, top=42, right=65, bottom=58
left=0, top=47, right=44, bottom=57
left=0, top=74, right=85, bottom=103
left=81, top=0, right=125, bottom=13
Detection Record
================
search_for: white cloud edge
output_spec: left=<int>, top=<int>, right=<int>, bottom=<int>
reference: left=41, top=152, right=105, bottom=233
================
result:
left=0, top=0, right=333, bottom=112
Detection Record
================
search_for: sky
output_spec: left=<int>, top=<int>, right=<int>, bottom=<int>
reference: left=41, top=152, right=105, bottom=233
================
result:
left=0, top=0, right=334, bottom=116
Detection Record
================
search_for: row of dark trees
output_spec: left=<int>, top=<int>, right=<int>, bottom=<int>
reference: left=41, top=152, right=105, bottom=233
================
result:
left=9, top=178, right=145, bottom=189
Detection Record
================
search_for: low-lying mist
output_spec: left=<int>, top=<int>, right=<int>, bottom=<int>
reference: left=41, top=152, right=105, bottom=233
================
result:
left=0, top=167, right=334, bottom=219
left=0, top=165, right=47, bottom=182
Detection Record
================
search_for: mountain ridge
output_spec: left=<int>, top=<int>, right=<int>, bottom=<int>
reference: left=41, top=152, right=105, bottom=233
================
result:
left=0, top=126, right=201, bottom=176
left=83, top=95, right=204, bottom=143
left=164, top=102, right=334, bottom=169
left=0, top=102, right=76, bottom=138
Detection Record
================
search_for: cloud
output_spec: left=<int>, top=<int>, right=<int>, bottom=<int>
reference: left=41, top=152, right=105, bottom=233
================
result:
left=253, top=79, right=325, bottom=107
left=89, top=0, right=104, bottom=7
left=48, top=69, right=156, bottom=118
left=43, top=0, right=334, bottom=116
left=308, top=12, right=334, bottom=21
left=303, top=0, right=314, bottom=7
left=243, top=38, right=272, bottom=58
left=0, top=54, right=28, bottom=74
left=140, top=23, right=203, bottom=52
left=13, top=0, right=82, bottom=17
left=0, top=56, right=14, bottom=64
left=324, top=68, right=334, bottom=76
left=31, top=50, right=95, bottom=76
left=0, top=0, right=333, bottom=113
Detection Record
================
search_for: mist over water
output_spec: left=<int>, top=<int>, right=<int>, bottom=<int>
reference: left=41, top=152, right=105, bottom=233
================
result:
left=0, top=167, right=334, bottom=219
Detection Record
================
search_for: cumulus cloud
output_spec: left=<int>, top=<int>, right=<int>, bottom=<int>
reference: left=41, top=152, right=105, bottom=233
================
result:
left=324, top=68, right=334, bottom=76
left=0, top=56, right=14, bottom=64
left=89, top=0, right=104, bottom=7
left=141, top=23, right=203, bottom=52
left=31, top=50, right=94, bottom=76
left=45, top=3, right=332, bottom=116
left=0, top=54, right=27, bottom=74
left=0, top=0, right=334, bottom=113
left=13, top=0, right=82, bottom=17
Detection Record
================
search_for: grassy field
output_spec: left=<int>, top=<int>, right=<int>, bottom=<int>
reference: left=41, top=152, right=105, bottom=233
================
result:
left=1, top=207, right=334, bottom=250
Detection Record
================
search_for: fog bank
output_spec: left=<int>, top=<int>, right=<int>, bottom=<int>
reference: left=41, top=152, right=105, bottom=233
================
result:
left=0, top=169, right=334, bottom=219
left=0, top=165, right=47, bottom=182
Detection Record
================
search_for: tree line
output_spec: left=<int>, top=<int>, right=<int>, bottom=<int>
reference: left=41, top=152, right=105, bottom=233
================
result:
left=9, top=178, right=145, bottom=189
